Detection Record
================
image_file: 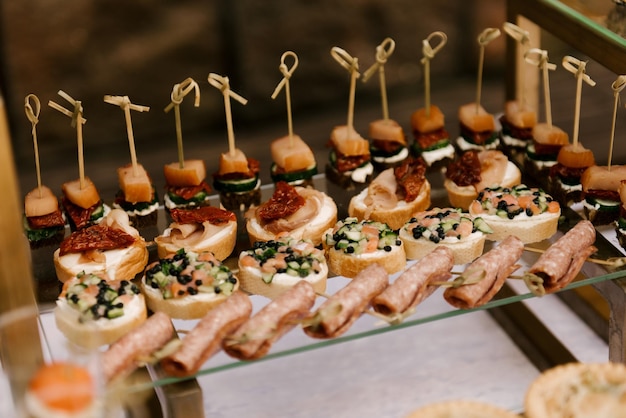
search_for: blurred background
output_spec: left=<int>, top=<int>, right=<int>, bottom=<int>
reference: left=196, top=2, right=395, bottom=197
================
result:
left=0, top=0, right=623, bottom=201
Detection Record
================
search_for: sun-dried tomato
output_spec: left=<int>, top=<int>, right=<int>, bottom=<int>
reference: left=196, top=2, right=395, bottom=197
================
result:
left=394, top=157, right=426, bottom=201
left=446, top=150, right=482, bottom=187
left=59, top=224, right=136, bottom=255
left=258, top=181, right=305, bottom=223
left=170, top=206, right=236, bottom=225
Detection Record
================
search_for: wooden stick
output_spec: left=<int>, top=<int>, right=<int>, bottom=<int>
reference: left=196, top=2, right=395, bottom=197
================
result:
left=24, top=94, right=42, bottom=197
left=524, top=245, right=620, bottom=267
left=331, top=46, right=360, bottom=136
left=475, top=28, right=501, bottom=114
left=503, top=22, right=531, bottom=106
left=419, top=31, right=447, bottom=117
left=208, top=73, right=248, bottom=156
left=164, top=77, right=200, bottom=168
left=104, top=95, right=150, bottom=176
left=525, top=48, right=556, bottom=127
left=271, top=51, right=299, bottom=146
left=609, top=75, right=626, bottom=171
left=363, top=38, right=396, bottom=121
left=562, top=56, right=596, bottom=147
left=48, top=90, right=87, bottom=189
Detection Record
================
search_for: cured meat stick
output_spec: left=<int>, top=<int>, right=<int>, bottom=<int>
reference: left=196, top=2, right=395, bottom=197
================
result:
left=524, top=220, right=597, bottom=295
left=444, top=235, right=524, bottom=309
left=303, top=263, right=388, bottom=339
left=223, top=280, right=316, bottom=360
left=160, top=291, right=252, bottom=377
left=372, top=246, right=454, bottom=316
left=102, top=311, right=175, bottom=383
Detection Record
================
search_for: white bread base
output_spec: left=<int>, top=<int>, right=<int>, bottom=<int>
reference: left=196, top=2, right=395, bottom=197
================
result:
left=399, top=229, right=486, bottom=265
left=140, top=279, right=239, bottom=320
left=237, top=263, right=328, bottom=300
left=246, top=191, right=337, bottom=246
left=155, top=220, right=237, bottom=261
left=327, top=243, right=406, bottom=278
left=53, top=239, right=149, bottom=283
left=471, top=211, right=560, bottom=244
left=54, top=294, right=147, bottom=349
left=348, top=180, right=431, bottom=230
left=445, top=161, right=522, bottom=210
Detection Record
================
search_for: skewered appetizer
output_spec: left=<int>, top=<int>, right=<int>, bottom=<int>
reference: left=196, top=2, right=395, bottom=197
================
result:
left=141, top=249, right=239, bottom=320
left=444, top=149, right=521, bottom=210
left=323, top=217, right=405, bottom=278
left=410, top=105, right=455, bottom=169
left=212, top=148, right=261, bottom=211
left=53, top=209, right=149, bottom=283
left=113, top=163, right=159, bottom=227
left=245, top=180, right=337, bottom=246
left=524, top=123, right=569, bottom=181
left=154, top=205, right=237, bottom=260
left=582, top=165, right=626, bottom=226
left=399, top=207, right=492, bottom=265
left=369, top=118, right=409, bottom=170
left=326, top=125, right=374, bottom=187
left=23, top=185, right=66, bottom=248
left=61, top=177, right=111, bottom=231
left=469, top=184, right=561, bottom=243
left=616, top=179, right=626, bottom=250
left=499, top=100, right=537, bottom=156
left=270, top=134, right=318, bottom=186
left=548, top=142, right=595, bottom=205
left=55, top=271, right=147, bottom=348
left=456, top=103, right=499, bottom=151
left=163, top=159, right=212, bottom=210
left=238, top=238, right=328, bottom=299
left=348, top=156, right=431, bottom=230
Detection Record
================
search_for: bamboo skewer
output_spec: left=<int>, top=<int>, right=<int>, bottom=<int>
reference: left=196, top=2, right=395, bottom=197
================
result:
left=164, top=77, right=201, bottom=169
left=362, top=37, right=396, bottom=121
left=24, top=94, right=43, bottom=197
left=331, top=46, right=360, bottom=137
left=419, top=31, right=447, bottom=117
left=48, top=90, right=88, bottom=189
left=475, top=28, right=501, bottom=114
left=562, top=56, right=596, bottom=147
left=104, top=95, right=150, bottom=177
left=525, top=49, right=557, bottom=127
left=503, top=22, right=531, bottom=107
left=271, top=51, right=299, bottom=146
left=208, top=73, right=248, bottom=156
left=608, top=75, right=626, bottom=171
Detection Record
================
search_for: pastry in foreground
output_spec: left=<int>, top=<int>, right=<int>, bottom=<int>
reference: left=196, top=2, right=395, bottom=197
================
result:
left=348, top=156, right=431, bottom=230
left=399, top=207, right=492, bottom=265
left=525, top=362, right=626, bottom=418
left=53, top=209, right=149, bottom=283
left=405, top=399, right=520, bottom=418
left=245, top=180, right=337, bottom=246
left=468, top=184, right=561, bottom=244
left=323, top=217, right=405, bottom=278
left=444, top=149, right=521, bottom=210
left=238, top=238, right=327, bottom=299
left=141, top=249, right=239, bottom=320
left=155, top=205, right=237, bottom=260
left=55, top=271, right=147, bottom=348
left=23, top=185, right=66, bottom=248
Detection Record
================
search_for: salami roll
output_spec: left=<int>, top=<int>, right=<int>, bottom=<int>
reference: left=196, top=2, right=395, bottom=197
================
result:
left=372, top=246, right=454, bottom=315
left=102, top=311, right=175, bottom=383
left=444, top=235, right=524, bottom=309
left=223, top=280, right=316, bottom=360
left=303, top=263, right=388, bottom=339
left=160, top=291, right=252, bottom=377
left=525, top=220, right=597, bottom=294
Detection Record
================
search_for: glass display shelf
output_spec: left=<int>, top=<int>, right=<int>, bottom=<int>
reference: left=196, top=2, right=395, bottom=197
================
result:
left=29, top=172, right=626, bottom=399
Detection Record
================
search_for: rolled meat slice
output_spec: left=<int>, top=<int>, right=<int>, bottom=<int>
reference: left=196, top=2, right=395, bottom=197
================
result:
left=102, top=311, right=175, bottom=383
left=372, top=246, right=454, bottom=315
left=524, top=220, right=597, bottom=294
left=303, top=263, right=388, bottom=339
left=444, top=235, right=524, bottom=309
left=160, top=291, right=252, bottom=377
left=223, top=280, right=316, bottom=360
